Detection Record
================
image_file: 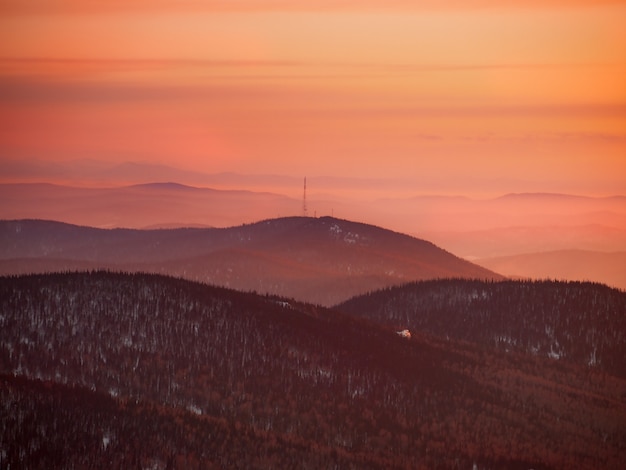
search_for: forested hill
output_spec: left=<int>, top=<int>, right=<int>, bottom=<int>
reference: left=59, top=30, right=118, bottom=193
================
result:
left=2, top=272, right=626, bottom=469
left=0, top=217, right=502, bottom=306
left=336, top=279, right=626, bottom=378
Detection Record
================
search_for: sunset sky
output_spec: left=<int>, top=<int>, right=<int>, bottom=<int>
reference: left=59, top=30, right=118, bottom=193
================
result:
left=1, top=0, right=625, bottom=197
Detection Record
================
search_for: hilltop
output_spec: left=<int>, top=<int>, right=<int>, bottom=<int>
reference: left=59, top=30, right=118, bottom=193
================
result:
left=0, top=217, right=501, bottom=305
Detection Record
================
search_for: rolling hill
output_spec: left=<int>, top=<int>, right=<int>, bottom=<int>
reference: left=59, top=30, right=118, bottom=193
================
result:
left=336, top=278, right=626, bottom=378
left=2, top=271, right=625, bottom=469
left=0, top=217, right=502, bottom=306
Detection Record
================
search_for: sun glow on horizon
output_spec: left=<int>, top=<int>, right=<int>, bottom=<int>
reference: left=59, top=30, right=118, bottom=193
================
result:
left=0, top=1, right=625, bottom=198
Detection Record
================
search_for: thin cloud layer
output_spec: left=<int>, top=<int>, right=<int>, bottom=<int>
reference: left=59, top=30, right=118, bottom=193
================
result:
left=1, top=0, right=624, bottom=197
left=3, top=0, right=626, bottom=15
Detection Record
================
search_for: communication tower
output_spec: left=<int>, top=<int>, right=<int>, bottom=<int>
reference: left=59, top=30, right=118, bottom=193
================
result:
left=302, top=177, right=308, bottom=217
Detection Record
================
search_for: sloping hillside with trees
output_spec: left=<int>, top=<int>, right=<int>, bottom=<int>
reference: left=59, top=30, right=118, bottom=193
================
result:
left=1, top=272, right=625, bottom=469
left=336, top=279, right=626, bottom=378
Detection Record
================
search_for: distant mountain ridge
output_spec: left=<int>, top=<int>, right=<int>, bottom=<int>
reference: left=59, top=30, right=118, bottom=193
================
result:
left=1, top=181, right=623, bottom=233
left=476, top=249, right=626, bottom=291
left=0, top=217, right=502, bottom=305
left=0, top=182, right=298, bottom=228
left=496, top=192, right=626, bottom=201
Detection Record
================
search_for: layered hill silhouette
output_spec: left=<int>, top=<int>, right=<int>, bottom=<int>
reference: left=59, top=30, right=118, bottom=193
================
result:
left=476, top=249, right=626, bottom=291
left=2, top=180, right=624, bottom=288
left=0, top=182, right=296, bottom=229
left=336, top=279, right=626, bottom=378
left=0, top=217, right=501, bottom=306
left=2, top=272, right=625, bottom=469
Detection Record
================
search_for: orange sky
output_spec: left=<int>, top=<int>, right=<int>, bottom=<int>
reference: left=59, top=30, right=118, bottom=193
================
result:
left=1, top=0, right=625, bottom=196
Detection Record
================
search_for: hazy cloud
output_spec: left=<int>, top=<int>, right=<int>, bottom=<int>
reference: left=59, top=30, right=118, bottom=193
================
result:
left=2, top=0, right=625, bottom=15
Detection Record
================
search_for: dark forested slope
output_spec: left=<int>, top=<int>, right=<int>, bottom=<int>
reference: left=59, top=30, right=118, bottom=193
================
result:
left=336, top=279, right=626, bottom=378
left=1, top=373, right=374, bottom=470
left=1, top=272, right=625, bottom=469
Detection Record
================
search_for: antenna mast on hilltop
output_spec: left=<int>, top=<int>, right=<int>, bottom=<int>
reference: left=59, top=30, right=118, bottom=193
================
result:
left=302, top=177, right=308, bottom=217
